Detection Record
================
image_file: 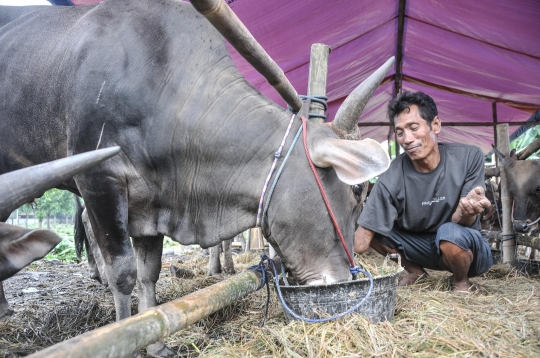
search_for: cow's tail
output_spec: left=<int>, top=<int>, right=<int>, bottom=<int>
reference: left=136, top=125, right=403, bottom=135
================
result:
left=74, top=196, right=87, bottom=260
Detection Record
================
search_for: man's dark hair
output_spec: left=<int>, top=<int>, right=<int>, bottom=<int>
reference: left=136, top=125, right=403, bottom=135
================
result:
left=387, top=91, right=438, bottom=127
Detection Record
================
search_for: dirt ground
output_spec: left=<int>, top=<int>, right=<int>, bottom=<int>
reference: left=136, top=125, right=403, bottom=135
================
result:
left=1, top=248, right=539, bottom=357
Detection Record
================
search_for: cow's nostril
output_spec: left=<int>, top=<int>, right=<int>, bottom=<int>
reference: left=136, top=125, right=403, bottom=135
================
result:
left=513, top=221, right=529, bottom=233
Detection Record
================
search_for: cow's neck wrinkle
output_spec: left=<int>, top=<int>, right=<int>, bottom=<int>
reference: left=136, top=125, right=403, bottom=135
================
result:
left=160, top=91, right=296, bottom=247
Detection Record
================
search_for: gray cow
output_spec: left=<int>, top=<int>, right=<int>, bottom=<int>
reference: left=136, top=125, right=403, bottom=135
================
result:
left=0, top=0, right=390, bottom=355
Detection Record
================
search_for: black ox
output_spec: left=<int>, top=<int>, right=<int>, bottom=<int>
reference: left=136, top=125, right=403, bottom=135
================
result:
left=0, top=0, right=390, bottom=355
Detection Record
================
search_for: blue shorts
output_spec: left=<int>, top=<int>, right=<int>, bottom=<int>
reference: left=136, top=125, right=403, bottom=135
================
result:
left=375, top=222, right=493, bottom=277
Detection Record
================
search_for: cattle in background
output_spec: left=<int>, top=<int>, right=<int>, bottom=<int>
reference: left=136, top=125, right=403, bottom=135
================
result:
left=0, top=1, right=390, bottom=355
left=0, top=148, right=119, bottom=318
left=493, top=147, right=540, bottom=235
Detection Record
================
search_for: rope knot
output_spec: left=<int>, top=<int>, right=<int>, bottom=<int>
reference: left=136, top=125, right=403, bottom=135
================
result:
left=288, top=95, right=329, bottom=120
left=349, top=266, right=363, bottom=275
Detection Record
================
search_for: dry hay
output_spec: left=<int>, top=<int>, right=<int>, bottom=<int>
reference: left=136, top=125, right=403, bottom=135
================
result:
left=1, top=249, right=539, bottom=357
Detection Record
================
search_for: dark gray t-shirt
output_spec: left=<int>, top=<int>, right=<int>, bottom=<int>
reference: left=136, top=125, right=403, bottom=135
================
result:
left=358, top=143, right=485, bottom=236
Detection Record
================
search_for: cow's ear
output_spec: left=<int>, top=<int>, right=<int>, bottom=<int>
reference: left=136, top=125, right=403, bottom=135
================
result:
left=510, top=149, right=519, bottom=159
left=0, top=223, right=62, bottom=281
left=308, top=128, right=390, bottom=184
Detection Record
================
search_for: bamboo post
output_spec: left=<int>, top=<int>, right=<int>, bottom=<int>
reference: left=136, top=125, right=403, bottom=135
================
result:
left=307, top=44, right=331, bottom=124
left=496, top=124, right=516, bottom=264
left=27, top=270, right=263, bottom=358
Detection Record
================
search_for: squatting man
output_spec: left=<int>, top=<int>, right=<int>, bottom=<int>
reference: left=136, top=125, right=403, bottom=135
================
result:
left=354, top=91, right=493, bottom=292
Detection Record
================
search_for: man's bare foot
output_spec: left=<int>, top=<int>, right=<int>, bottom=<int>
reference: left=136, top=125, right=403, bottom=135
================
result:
left=398, top=271, right=427, bottom=286
left=450, top=277, right=472, bottom=292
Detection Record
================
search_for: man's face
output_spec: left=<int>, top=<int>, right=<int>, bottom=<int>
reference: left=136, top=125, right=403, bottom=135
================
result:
left=394, top=105, right=440, bottom=163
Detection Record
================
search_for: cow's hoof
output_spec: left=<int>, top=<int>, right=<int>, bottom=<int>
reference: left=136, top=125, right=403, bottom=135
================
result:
left=207, top=271, right=223, bottom=278
left=0, top=307, right=15, bottom=320
left=146, top=341, right=176, bottom=357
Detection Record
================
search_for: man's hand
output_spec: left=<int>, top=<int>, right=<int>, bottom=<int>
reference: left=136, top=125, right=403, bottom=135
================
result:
left=354, top=226, right=375, bottom=254
left=451, top=186, right=491, bottom=226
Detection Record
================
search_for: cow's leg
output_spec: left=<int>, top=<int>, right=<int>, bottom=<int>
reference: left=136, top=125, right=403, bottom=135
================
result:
left=79, top=181, right=135, bottom=323
left=0, top=282, right=14, bottom=319
left=132, top=235, right=174, bottom=358
left=81, top=208, right=108, bottom=286
left=207, top=244, right=222, bottom=277
left=221, top=239, right=235, bottom=274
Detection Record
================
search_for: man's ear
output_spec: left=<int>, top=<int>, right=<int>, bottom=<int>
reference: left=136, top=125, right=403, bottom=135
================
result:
left=432, top=116, right=441, bottom=135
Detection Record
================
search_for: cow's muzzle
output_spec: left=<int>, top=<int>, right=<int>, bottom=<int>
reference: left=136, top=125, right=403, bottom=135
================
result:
left=513, top=220, right=531, bottom=233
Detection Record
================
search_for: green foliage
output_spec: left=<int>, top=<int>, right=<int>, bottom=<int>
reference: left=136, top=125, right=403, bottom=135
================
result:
left=44, top=235, right=84, bottom=263
left=164, top=236, right=181, bottom=248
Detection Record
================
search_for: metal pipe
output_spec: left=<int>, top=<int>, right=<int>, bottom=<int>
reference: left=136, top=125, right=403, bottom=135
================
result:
left=190, top=0, right=302, bottom=112
left=27, top=270, right=263, bottom=358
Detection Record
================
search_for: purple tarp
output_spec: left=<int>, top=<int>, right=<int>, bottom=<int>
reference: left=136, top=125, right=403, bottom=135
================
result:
left=70, top=0, right=540, bottom=154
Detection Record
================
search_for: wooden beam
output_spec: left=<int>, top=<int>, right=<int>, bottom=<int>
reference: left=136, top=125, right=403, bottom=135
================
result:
left=484, top=167, right=500, bottom=177
left=393, top=0, right=406, bottom=97
left=492, top=102, right=498, bottom=148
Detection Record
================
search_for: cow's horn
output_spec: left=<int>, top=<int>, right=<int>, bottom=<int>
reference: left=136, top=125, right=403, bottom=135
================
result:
left=491, top=144, right=507, bottom=160
left=0, top=146, right=120, bottom=219
left=190, top=0, right=303, bottom=112
left=333, top=57, right=395, bottom=140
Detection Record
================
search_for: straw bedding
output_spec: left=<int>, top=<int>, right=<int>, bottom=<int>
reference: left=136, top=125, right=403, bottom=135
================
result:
left=1, top=249, right=539, bottom=357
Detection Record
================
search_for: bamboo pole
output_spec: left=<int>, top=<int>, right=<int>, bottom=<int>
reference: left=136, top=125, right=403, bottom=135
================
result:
left=28, top=270, right=263, bottom=358
left=496, top=124, right=516, bottom=264
left=307, top=44, right=331, bottom=124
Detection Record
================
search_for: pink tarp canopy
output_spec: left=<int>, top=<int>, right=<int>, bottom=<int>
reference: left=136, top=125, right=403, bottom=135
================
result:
left=71, top=0, right=540, bottom=154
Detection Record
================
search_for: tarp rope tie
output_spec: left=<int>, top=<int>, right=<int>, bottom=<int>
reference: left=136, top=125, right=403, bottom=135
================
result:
left=288, top=95, right=329, bottom=120
left=250, top=255, right=373, bottom=325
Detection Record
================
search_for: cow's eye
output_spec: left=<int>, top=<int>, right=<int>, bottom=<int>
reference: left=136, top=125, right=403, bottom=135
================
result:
left=352, top=183, right=364, bottom=201
left=536, top=186, right=540, bottom=193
